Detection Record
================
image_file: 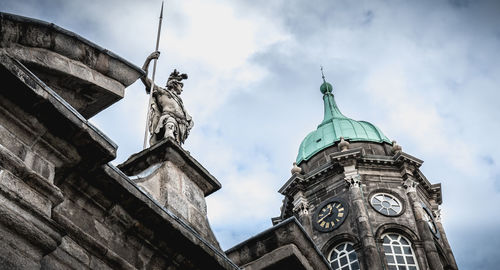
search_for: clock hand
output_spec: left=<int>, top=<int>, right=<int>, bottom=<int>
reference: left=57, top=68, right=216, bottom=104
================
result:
left=318, top=208, right=333, bottom=223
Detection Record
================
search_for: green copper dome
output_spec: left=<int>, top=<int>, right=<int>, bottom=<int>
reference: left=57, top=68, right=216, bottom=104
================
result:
left=296, top=81, right=391, bottom=164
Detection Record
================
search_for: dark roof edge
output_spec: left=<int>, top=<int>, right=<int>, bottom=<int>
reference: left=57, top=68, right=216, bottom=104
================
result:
left=0, top=12, right=145, bottom=77
left=225, top=217, right=331, bottom=268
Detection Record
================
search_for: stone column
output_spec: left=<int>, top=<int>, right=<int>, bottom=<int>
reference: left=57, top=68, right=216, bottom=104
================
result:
left=401, top=165, right=443, bottom=270
left=343, top=162, right=383, bottom=270
left=433, top=209, right=458, bottom=270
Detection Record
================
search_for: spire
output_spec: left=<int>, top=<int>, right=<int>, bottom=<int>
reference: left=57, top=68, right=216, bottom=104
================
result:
left=318, top=67, right=346, bottom=125
left=295, top=68, right=391, bottom=164
left=321, top=66, right=326, bottom=83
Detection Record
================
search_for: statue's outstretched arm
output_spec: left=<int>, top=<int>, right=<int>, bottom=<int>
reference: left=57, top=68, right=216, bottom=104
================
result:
left=141, top=51, right=160, bottom=93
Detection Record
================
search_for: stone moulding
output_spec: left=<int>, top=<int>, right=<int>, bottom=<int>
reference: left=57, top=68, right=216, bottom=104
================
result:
left=118, top=138, right=221, bottom=196
left=0, top=12, right=145, bottom=118
left=0, top=53, right=117, bottom=167
left=279, top=147, right=439, bottom=199
left=226, top=217, right=331, bottom=270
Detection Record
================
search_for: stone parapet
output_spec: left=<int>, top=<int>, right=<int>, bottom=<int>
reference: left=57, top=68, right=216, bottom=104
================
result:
left=0, top=12, right=145, bottom=118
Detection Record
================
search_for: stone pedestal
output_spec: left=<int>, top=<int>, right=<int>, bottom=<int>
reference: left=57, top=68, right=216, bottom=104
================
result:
left=118, top=138, right=222, bottom=248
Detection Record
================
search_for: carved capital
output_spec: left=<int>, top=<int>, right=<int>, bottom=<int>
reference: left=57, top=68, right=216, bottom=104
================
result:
left=345, top=174, right=362, bottom=188
left=292, top=193, right=309, bottom=216
left=403, top=178, right=418, bottom=193
left=343, top=163, right=361, bottom=188
left=433, top=208, right=442, bottom=223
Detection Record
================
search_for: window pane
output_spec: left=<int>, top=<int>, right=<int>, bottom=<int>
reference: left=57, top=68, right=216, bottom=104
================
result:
left=406, top=256, right=415, bottom=264
left=400, top=238, right=409, bottom=245
left=349, top=252, right=357, bottom=262
left=340, top=256, right=348, bottom=266
left=409, top=266, right=417, bottom=270
left=352, top=261, right=360, bottom=270
left=388, top=266, right=397, bottom=270
left=384, top=245, right=392, bottom=253
left=394, top=246, right=402, bottom=254
left=387, top=255, right=395, bottom=263
left=398, top=266, right=407, bottom=270
left=396, top=256, right=405, bottom=264
left=342, top=266, right=349, bottom=270
left=403, top=247, right=412, bottom=254
left=331, top=260, right=339, bottom=269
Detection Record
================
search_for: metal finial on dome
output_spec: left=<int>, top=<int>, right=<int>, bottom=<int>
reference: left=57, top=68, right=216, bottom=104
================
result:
left=319, top=66, right=333, bottom=94
left=320, top=65, right=326, bottom=83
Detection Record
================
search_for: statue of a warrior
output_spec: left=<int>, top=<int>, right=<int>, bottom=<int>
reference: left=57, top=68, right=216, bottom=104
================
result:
left=141, top=51, right=193, bottom=146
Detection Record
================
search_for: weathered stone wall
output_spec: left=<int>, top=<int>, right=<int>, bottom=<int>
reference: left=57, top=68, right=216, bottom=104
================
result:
left=0, top=24, right=237, bottom=268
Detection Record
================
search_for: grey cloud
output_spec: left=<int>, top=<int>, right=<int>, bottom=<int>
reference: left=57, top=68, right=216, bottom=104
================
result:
left=2, top=1, right=500, bottom=268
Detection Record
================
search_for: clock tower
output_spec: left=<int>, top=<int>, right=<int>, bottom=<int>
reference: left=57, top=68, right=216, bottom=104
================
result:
left=275, top=76, right=458, bottom=270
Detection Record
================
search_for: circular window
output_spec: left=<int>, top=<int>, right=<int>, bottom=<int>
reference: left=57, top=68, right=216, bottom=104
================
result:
left=370, top=193, right=403, bottom=216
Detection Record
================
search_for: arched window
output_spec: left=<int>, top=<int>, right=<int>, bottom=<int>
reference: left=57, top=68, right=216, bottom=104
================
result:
left=328, top=242, right=360, bottom=270
left=382, top=233, right=419, bottom=270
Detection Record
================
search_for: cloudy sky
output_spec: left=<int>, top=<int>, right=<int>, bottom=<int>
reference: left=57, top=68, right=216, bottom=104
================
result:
left=2, top=0, right=500, bottom=268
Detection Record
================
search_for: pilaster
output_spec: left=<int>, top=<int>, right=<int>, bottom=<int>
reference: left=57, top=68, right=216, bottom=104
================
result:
left=342, top=160, right=383, bottom=270
left=401, top=165, right=443, bottom=270
left=433, top=209, right=458, bottom=270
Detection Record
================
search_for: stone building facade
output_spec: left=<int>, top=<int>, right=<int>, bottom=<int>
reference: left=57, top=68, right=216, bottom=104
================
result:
left=267, top=80, right=459, bottom=270
left=0, top=12, right=457, bottom=270
left=0, top=12, right=238, bottom=270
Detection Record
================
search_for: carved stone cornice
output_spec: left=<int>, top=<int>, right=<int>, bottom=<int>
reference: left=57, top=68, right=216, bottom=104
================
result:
left=329, top=148, right=363, bottom=164
left=393, top=151, right=423, bottom=167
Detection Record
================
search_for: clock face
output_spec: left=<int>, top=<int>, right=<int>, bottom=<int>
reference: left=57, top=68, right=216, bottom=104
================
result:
left=313, top=198, right=348, bottom=232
